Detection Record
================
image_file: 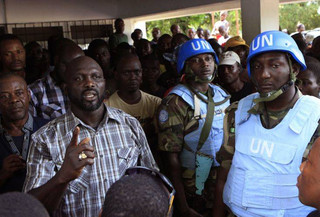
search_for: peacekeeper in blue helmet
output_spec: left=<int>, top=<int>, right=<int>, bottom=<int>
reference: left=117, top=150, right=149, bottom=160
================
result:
left=213, top=30, right=320, bottom=217
left=157, top=38, right=230, bottom=216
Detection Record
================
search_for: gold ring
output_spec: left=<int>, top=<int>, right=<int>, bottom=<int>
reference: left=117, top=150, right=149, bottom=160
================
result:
left=78, top=152, right=87, bottom=161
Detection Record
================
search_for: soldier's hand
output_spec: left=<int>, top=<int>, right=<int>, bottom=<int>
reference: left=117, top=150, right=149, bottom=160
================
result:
left=57, top=126, right=95, bottom=183
left=0, top=154, right=25, bottom=180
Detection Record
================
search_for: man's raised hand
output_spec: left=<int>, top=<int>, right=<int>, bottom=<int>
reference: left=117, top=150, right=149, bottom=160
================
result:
left=57, top=126, right=95, bottom=183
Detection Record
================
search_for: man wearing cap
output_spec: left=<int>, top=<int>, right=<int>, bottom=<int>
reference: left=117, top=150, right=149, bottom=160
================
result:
left=224, top=36, right=249, bottom=69
left=157, top=38, right=230, bottom=216
left=213, top=30, right=320, bottom=217
left=218, top=51, right=253, bottom=103
left=225, top=36, right=250, bottom=82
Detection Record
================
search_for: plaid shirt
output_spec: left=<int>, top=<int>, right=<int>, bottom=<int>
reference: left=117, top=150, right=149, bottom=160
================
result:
left=23, top=105, right=157, bottom=217
left=28, top=74, right=69, bottom=120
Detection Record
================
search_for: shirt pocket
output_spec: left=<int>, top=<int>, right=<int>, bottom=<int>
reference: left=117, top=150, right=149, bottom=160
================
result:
left=117, top=145, right=140, bottom=175
left=66, top=167, right=90, bottom=194
left=54, top=159, right=90, bottom=194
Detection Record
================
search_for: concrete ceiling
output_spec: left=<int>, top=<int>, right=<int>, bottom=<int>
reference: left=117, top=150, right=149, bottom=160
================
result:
left=0, top=0, right=308, bottom=24
left=122, top=0, right=308, bottom=22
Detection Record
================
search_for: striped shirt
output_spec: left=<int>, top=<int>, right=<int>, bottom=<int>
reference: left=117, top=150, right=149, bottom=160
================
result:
left=28, top=74, right=69, bottom=120
left=23, top=105, right=157, bottom=217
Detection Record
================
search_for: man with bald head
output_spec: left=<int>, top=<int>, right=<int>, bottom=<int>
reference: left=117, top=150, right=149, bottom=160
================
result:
left=298, top=137, right=320, bottom=216
left=28, top=39, right=84, bottom=119
left=106, top=54, right=161, bottom=126
left=170, top=24, right=181, bottom=36
left=23, top=56, right=157, bottom=216
left=0, top=74, right=47, bottom=193
left=187, top=28, right=196, bottom=39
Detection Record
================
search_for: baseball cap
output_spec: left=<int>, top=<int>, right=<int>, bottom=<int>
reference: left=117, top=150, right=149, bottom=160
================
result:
left=219, top=51, right=241, bottom=66
left=224, top=36, right=249, bottom=51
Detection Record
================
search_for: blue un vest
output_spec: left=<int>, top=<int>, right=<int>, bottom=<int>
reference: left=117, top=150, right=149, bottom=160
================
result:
left=224, top=93, right=320, bottom=217
left=169, top=84, right=230, bottom=168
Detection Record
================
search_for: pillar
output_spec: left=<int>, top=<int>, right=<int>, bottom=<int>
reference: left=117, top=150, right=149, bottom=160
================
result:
left=241, top=0, right=279, bottom=45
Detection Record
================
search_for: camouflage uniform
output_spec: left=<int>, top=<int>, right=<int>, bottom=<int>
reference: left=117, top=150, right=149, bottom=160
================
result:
left=161, top=38, right=229, bottom=216
left=158, top=90, right=218, bottom=214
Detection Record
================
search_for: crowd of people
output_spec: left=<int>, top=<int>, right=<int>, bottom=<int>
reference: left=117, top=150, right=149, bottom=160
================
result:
left=1, top=15, right=320, bottom=217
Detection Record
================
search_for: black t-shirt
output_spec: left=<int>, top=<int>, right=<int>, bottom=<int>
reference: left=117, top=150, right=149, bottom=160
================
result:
left=308, top=210, right=320, bottom=217
left=229, top=82, right=254, bottom=103
left=12, top=135, right=24, bottom=153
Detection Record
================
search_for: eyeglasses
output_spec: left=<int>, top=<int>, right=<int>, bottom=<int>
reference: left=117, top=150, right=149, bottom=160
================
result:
left=125, top=166, right=176, bottom=217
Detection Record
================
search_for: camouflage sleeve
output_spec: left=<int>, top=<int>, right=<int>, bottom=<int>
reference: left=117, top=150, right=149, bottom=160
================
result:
left=304, top=120, right=320, bottom=159
left=216, top=102, right=238, bottom=170
left=157, top=94, right=192, bottom=153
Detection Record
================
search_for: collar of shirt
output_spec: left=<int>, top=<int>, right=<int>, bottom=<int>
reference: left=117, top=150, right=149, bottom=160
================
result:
left=248, top=88, right=302, bottom=128
left=0, top=113, right=34, bottom=134
left=65, top=104, right=121, bottom=132
left=23, top=114, right=34, bottom=132
left=47, top=73, right=59, bottom=87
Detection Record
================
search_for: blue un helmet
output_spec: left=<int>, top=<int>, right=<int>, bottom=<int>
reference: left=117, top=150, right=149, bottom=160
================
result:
left=177, top=38, right=219, bottom=74
left=247, top=30, right=307, bottom=103
left=247, top=30, right=306, bottom=77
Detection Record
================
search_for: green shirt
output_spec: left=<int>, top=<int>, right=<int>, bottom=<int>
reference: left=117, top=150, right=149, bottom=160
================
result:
left=109, top=33, right=128, bottom=50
